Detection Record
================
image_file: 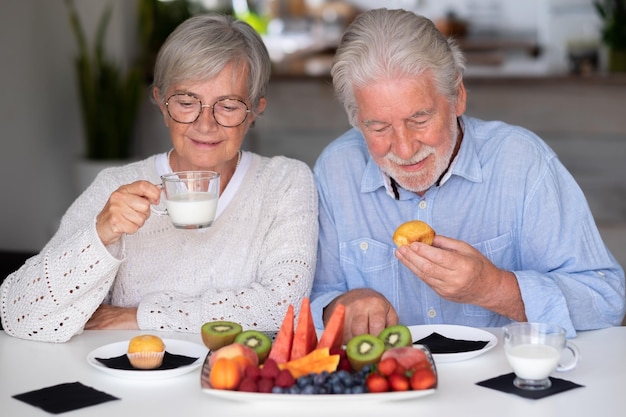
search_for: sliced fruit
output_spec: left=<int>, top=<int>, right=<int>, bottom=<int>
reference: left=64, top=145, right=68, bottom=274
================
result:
left=267, top=304, right=294, bottom=364
left=378, top=324, right=412, bottom=350
left=290, top=297, right=318, bottom=361
left=286, top=355, right=340, bottom=379
left=234, top=330, right=272, bottom=363
left=345, top=333, right=385, bottom=372
left=201, top=320, right=242, bottom=351
left=278, top=347, right=340, bottom=379
left=317, top=303, right=346, bottom=351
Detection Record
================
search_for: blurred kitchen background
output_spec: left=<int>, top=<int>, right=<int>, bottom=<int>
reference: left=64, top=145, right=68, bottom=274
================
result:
left=0, top=0, right=624, bottom=283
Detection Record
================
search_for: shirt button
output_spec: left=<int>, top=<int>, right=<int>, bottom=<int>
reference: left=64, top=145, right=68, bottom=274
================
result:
left=418, top=200, right=427, bottom=209
left=427, top=308, right=437, bottom=318
left=360, top=242, right=368, bottom=251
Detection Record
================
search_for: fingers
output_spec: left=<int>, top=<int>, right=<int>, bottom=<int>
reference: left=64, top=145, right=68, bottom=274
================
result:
left=85, top=305, right=139, bottom=330
left=96, top=181, right=162, bottom=245
left=338, top=289, right=399, bottom=342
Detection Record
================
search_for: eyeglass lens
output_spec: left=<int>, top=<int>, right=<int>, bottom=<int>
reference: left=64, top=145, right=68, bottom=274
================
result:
left=166, top=94, right=249, bottom=127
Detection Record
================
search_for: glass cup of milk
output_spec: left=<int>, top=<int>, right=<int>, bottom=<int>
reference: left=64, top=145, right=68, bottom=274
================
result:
left=152, top=171, right=220, bottom=229
left=503, top=322, right=579, bottom=390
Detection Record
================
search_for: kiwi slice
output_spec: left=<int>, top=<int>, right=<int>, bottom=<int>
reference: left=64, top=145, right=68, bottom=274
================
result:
left=233, top=330, right=272, bottom=363
left=378, top=324, right=412, bottom=350
left=200, top=320, right=242, bottom=351
left=345, top=334, right=385, bottom=371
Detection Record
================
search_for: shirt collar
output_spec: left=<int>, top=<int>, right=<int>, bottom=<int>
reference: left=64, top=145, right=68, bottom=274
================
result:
left=359, top=115, right=483, bottom=198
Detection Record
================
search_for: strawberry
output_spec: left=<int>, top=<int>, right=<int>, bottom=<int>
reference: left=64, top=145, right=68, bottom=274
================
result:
left=366, top=373, right=389, bottom=393
left=410, top=367, right=436, bottom=390
left=388, top=373, right=410, bottom=391
left=376, top=357, right=398, bottom=376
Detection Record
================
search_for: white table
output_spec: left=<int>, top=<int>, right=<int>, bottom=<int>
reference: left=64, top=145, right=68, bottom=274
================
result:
left=1, top=327, right=625, bottom=416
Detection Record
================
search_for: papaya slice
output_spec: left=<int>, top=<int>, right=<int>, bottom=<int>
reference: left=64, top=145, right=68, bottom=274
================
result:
left=317, top=303, right=346, bottom=351
left=290, top=297, right=318, bottom=361
left=267, top=304, right=294, bottom=364
left=278, top=347, right=340, bottom=379
left=282, top=347, right=330, bottom=369
left=284, top=355, right=340, bottom=379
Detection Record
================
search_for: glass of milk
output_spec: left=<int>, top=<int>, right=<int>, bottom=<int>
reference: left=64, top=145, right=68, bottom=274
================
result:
left=503, top=322, right=579, bottom=390
left=152, top=171, right=220, bottom=229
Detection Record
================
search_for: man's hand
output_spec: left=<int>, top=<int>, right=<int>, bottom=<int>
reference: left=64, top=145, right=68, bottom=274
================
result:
left=395, top=235, right=526, bottom=321
left=324, top=288, right=399, bottom=343
left=96, top=181, right=162, bottom=246
left=85, top=304, right=139, bottom=330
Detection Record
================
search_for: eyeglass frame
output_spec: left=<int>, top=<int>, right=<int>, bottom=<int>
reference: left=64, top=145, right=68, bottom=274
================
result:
left=165, top=93, right=251, bottom=127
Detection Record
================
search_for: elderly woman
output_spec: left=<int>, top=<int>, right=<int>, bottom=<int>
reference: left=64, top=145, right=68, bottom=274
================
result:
left=0, top=14, right=318, bottom=342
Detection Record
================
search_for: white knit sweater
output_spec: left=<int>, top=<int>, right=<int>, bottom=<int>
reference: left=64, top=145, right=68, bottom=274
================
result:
left=0, top=154, right=318, bottom=342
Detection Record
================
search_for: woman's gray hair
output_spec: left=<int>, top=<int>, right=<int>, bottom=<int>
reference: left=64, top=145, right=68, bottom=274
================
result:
left=152, top=14, right=271, bottom=115
left=331, top=8, right=466, bottom=127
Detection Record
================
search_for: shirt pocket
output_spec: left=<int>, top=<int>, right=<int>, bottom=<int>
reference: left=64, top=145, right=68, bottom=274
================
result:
left=463, top=232, right=515, bottom=317
left=340, top=238, right=398, bottom=287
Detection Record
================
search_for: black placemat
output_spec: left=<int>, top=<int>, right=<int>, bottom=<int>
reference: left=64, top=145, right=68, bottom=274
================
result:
left=13, top=382, right=119, bottom=414
left=414, top=332, right=489, bottom=353
left=476, top=372, right=584, bottom=399
left=96, top=351, right=198, bottom=370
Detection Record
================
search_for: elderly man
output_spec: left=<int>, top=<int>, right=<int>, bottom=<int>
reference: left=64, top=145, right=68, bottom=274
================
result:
left=311, top=8, right=625, bottom=342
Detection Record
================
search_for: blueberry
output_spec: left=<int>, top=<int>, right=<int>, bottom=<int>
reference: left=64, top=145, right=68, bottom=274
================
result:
left=301, top=385, right=316, bottom=395
left=352, top=385, right=366, bottom=394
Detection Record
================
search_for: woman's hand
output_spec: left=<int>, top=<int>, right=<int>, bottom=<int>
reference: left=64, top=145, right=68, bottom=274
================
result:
left=96, top=181, right=162, bottom=246
left=85, top=304, right=139, bottom=330
left=324, top=288, right=399, bottom=344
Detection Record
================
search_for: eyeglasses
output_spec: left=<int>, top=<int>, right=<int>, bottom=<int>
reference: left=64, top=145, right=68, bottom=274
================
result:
left=165, top=94, right=251, bottom=127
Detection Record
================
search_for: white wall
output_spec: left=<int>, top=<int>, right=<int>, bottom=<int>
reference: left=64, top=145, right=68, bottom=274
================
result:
left=346, top=0, right=603, bottom=74
left=0, top=0, right=607, bottom=252
left=0, top=0, right=169, bottom=252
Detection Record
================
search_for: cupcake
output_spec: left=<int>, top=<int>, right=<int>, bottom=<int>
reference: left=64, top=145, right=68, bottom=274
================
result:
left=127, top=335, right=165, bottom=369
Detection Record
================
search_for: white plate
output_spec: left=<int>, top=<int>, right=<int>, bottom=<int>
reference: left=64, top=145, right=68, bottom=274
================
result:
left=409, top=324, right=497, bottom=363
left=200, top=345, right=437, bottom=402
left=201, top=386, right=435, bottom=403
left=87, top=339, right=208, bottom=380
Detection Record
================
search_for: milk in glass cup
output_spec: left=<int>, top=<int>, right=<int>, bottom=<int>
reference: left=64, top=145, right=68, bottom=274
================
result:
left=503, top=322, right=579, bottom=390
left=152, top=171, right=220, bottom=229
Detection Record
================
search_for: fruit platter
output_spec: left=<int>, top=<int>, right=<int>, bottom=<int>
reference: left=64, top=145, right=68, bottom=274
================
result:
left=200, top=298, right=437, bottom=402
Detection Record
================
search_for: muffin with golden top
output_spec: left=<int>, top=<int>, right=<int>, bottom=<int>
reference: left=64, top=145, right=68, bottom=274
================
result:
left=126, top=335, right=165, bottom=369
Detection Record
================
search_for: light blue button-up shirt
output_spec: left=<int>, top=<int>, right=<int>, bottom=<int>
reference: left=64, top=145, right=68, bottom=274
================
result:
left=311, top=116, right=625, bottom=337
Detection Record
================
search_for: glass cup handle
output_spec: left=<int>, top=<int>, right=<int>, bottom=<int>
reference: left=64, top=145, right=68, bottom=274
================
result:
left=151, top=205, right=167, bottom=215
left=151, top=184, right=167, bottom=215
left=556, top=341, right=580, bottom=372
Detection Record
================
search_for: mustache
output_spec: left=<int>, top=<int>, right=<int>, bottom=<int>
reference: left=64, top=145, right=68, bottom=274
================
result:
left=384, top=147, right=435, bottom=165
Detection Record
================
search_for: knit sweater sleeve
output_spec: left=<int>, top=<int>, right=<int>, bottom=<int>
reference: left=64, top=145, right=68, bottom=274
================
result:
left=135, top=156, right=319, bottom=333
left=0, top=159, right=155, bottom=342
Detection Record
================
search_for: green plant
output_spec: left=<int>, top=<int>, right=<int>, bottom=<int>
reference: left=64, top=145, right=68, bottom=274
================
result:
left=594, top=0, right=626, bottom=49
left=65, top=0, right=144, bottom=160
left=136, top=0, right=222, bottom=82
